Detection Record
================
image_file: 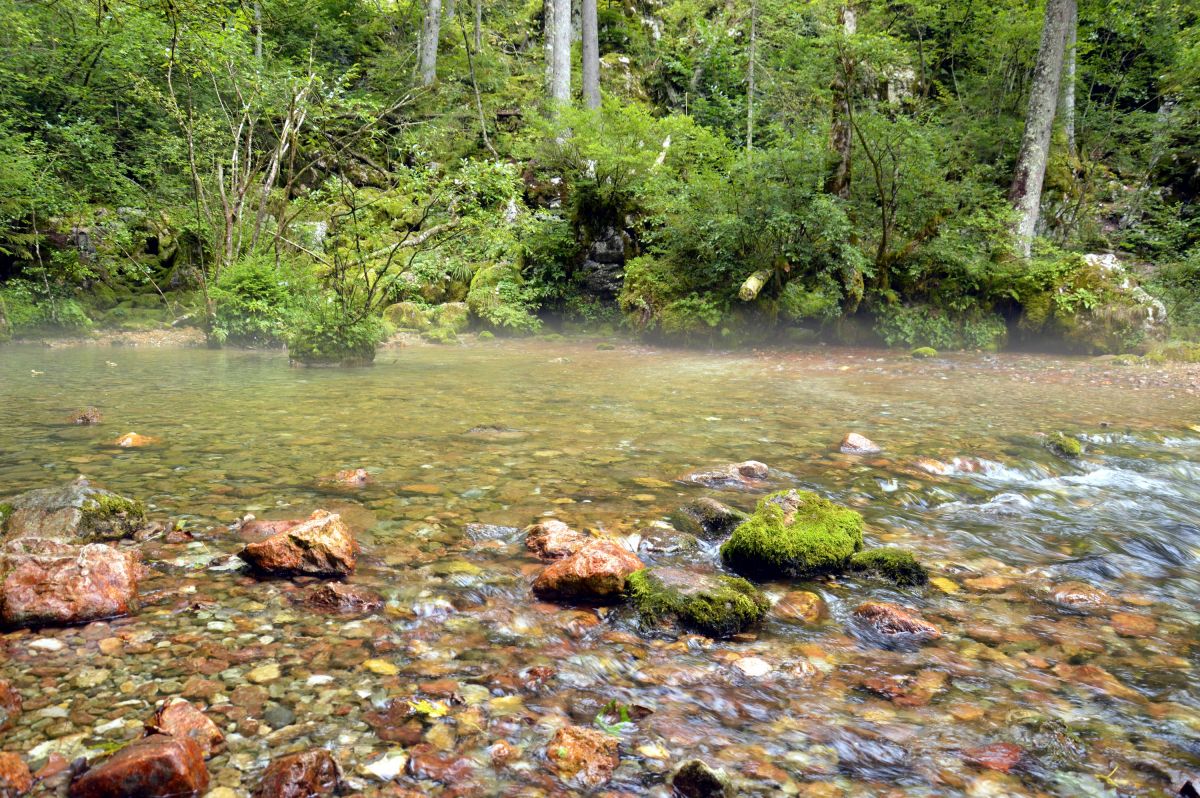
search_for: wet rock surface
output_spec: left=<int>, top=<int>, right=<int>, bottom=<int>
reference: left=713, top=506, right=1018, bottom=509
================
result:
left=69, top=734, right=208, bottom=798
left=145, top=699, right=224, bottom=758
left=238, top=510, right=356, bottom=577
left=254, top=749, right=342, bottom=798
left=302, top=582, right=383, bottom=615
left=546, top=725, right=619, bottom=788
left=2, top=477, right=146, bottom=543
left=1, top=539, right=139, bottom=627
left=679, top=461, right=770, bottom=490
left=532, top=540, right=644, bottom=602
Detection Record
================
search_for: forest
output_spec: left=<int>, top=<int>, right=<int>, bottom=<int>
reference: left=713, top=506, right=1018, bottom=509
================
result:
left=0, top=0, right=1197, bottom=361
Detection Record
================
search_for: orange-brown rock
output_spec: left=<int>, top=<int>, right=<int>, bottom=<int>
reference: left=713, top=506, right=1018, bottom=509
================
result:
left=0, top=680, right=20, bottom=733
left=678, top=461, right=769, bottom=490
left=1, top=539, right=138, bottom=627
left=546, top=725, right=619, bottom=788
left=145, top=699, right=224, bottom=758
left=840, top=433, right=881, bottom=454
left=524, top=520, right=587, bottom=560
left=112, top=432, right=158, bottom=448
left=254, top=749, right=342, bottom=798
left=69, top=735, right=208, bottom=798
left=773, top=591, right=825, bottom=624
left=532, top=541, right=644, bottom=603
left=1049, top=581, right=1113, bottom=609
left=1111, top=612, right=1157, bottom=638
left=238, top=511, right=356, bottom=577
left=303, top=582, right=383, bottom=615
left=69, top=407, right=102, bottom=425
left=0, top=752, right=33, bottom=797
left=237, top=518, right=303, bottom=544
left=320, top=468, right=371, bottom=487
left=852, top=601, right=941, bottom=643
left=963, top=742, right=1023, bottom=773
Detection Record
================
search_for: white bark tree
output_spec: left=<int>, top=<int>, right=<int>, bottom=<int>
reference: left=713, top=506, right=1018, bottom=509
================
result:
left=1060, top=1, right=1077, bottom=155
left=581, top=0, right=600, bottom=109
left=1009, top=0, right=1075, bottom=256
left=550, top=0, right=571, bottom=104
left=419, top=0, right=443, bottom=87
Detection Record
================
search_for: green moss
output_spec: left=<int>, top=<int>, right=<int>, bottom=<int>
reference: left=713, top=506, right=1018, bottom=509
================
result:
left=0, top=502, right=12, bottom=527
left=720, top=490, right=864, bottom=579
left=596, top=342, right=616, bottom=350
left=849, top=548, right=929, bottom=586
left=383, top=301, right=432, bottom=331
left=1147, top=341, right=1200, bottom=363
left=477, top=330, right=495, bottom=340
left=1046, top=432, right=1083, bottom=458
left=911, top=347, right=938, bottom=359
left=80, top=493, right=147, bottom=539
left=431, top=302, right=470, bottom=333
left=422, top=327, right=460, bottom=345
left=628, top=568, right=769, bottom=638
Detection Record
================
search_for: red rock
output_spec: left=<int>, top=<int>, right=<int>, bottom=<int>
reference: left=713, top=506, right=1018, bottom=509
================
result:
left=679, top=461, right=769, bottom=489
left=112, top=432, right=158, bottom=448
left=163, top=527, right=194, bottom=544
left=69, top=407, right=103, bottom=425
left=254, top=750, right=342, bottom=798
left=963, top=742, right=1023, bottom=773
left=840, top=433, right=881, bottom=454
left=489, top=740, right=516, bottom=766
left=364, top=700, right=423, bottom=745
left=407, top=744, right=475, bottom=784
left=146, top=699, right=224, bottom=758
left=1, top=540, right=138, bottom=627
left=1049, top=581, right=1113, bottom=609
left=546, top=725, right=619, bottom=788
left=0, top=752, right=33, bottom=797
left=852, top=601, right=941, bottom=643
left=1111, top=612, right=1157, bottom=637
left=33, top=753, right=70, bottom=781
left=238, top=518, right=303, bottom=544
left=238, top=511, right=356, bottom=577
left=303, top=582, right=383, bottom=614
left=321, top=468, right=371, bottom=487
left=0, top=680, right=20, bottom=732
left=532, top=541, right=644, bottom=603
left=69, top=735, right=208, bottom=798
left=524, top=520, right=587, bottom=560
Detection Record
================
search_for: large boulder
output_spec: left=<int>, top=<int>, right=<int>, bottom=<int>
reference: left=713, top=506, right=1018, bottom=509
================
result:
left=430, top=302, right=470, bottom=333
left=546, top=725, right=619, bottom=789
left=382, top=301, right=432, bottom=331
left=238, top=511, right=356, bottom=577
left=668, top=498, right=748, bottom=540
left=628, top=567, right=769, bottom=638
left=524, top=519, right=588, bottom=560
left=69, top=735, right=208, bottom=798
left=254, top=750, right=342, bottom=798
left=2, top=477, right=146, bottom=543
left=1, top=539, right=139, bottom=628
left=532, top=541, right=644, bottom=603
left=720, top=490, right=864, bottom=579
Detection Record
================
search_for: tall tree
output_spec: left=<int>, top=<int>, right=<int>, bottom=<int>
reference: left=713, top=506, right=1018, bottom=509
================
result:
left=1009, top=0, right=1075, bottom=256
left=1060, top=1, right=1077, bottom=155
left=581, top=0, right=599, bottom=109
left=746, top=0, right=757, bottom=150
left=419, top=0, right=443, bottom=87
left=550, top=0, right=571, bottom=103
left=825, top=4, right=856, bottom=198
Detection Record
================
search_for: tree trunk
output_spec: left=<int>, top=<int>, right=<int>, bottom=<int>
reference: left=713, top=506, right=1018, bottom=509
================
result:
left=474, top=0, right=482, bottom=50
left=444, top=0, right=456, bottom=21
left=1009, top=0, right=1074, bottom=256
left=550, top=0, right=571, bottom=104
left=544, top=0, right=555, bottom=93
left=746, top=0, right=757, bottom=150
left=253, top=2, right=263, bottom=60
left=1060, top=1, right=1077, bottom=155
left=419, top=0, right=443, bottom=87
left=825, top=4, right=856, bottom=198
left=581, top=0, right=600, bottom=109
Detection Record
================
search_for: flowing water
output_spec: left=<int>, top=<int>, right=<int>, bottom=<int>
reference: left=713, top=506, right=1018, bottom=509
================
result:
left=1, top=341, right=1198, bottom=796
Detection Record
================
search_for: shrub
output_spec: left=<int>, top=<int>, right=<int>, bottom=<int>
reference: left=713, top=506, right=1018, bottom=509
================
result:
left=211, top=256, right=312, bottom=346
left=466, top=263, right=541, bottom=332
left=874, top=303, right=1006, bottom=350
left=286, top=301, right=385, bottom=366
left=0, top=278, right=91, bottom=335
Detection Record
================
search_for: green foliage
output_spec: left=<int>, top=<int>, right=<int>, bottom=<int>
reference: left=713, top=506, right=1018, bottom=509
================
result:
left=467, top=263, right=541, bottom=332
left=286, top=300, right=385, bottom=365
left=211, top=256, right=313, bottom=346
left=874, top=304, right=1006, bottom=350
left=0, top=279, right=91, bottom=335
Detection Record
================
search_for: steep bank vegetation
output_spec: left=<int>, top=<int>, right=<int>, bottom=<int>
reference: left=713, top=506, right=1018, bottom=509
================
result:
left=0, top=0, right=1196, bottom=358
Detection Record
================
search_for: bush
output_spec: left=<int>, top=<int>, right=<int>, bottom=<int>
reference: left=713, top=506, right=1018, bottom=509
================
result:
left=286, top=301, right=385, bottom=366
left=874, top=303, right=1006, bottom=350
left=466, top=263, right=541, bottom=332
left=211, top=256, right=312, bottom=346
left=0, top=279, right=91, bottom=335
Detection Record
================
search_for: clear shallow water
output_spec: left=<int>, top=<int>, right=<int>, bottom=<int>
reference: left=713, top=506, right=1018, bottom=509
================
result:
left=1, top=341, right=1198, bottom=796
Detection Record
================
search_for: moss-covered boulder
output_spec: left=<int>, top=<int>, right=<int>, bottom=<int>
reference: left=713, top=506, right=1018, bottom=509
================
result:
left=628, top=567, right=769, bottom=638
left=431, top=302, right=470, bottom=333
left=2, top=477, right=146, bottom=543
left=720, top=489, right=864, bottom=579
left=382, top=301, right=431, bottom=331
left=849, top=548, right=929, bottom=586
left=669, top=498, right=748, bottom=540
left=421, top=327, right=460, bottom=345
left=911, top=347, right=938, bottom=359
left=1046, top=432, right=1083, bottom=458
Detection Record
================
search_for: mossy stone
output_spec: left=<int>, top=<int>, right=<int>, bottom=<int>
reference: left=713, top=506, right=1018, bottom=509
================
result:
left=628, top=567, right=769, bottom=638
left=477, top=330, right=495, bottom=340
left=849, top=548, right=929, bottom=586
left=669, top=498, right=748, bottom=540
left=383, top=301, right=432, bottom=331
left=422, top=327, right=460, bottom=345
left=431, top=302, right=470, bottom=333
left=79, top=493, right=147, bottom=540
left=911, top=347, right=938, bottom=359
left=1046, top=432, right=1083, bottom=458
left=596, top=342, right=616, bottom=350
left=720, top=489, right=864, bottom=579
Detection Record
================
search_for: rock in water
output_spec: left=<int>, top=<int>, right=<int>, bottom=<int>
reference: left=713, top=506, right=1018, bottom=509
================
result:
left=303, top=582, right=383, bottom=615
left=628, top=567, right=769, bottom=638
left=145, top=699, right=224, bottom=758
left=720, top=489, right=864, bottom=579
left=546, top=725, right=619, bottom=789
left=69, top=407, right=103, bottom=425
left=678, top=461, right=769, bottom=490
left=253, top=750, right=342, bottom=798
left=669, top=498, right=748, bottom=539
left=2, top=477, right=146, bottom=543
left=852, top=601, right=942, bottom=644
left=0, top=679, right=21, bottom=733
left=238, top=510, right=356, bottom=577
left=69, top=735, right=208, bottom=798
left=532, top=541, right=644, bottom=603
left=524, top=519, right=587, bottom=560
left=0, top=753, right=33, bottom=797
left=840, top=433, right=881, bottom=454
left=670, top=759, right=734, bottom=798
left=112, top=432, right=158, bottom=448
left=1, top=539, right=139, bottom=627
left=848, top=548, right=929, bottom=586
